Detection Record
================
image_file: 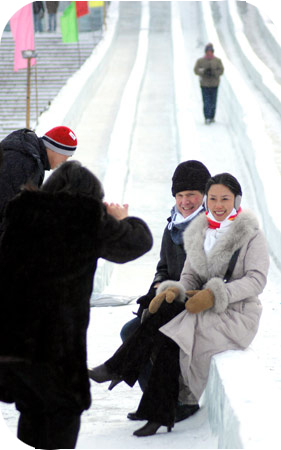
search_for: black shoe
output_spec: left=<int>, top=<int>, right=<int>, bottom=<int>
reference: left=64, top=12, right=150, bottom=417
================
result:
left=127, top=411, right=145, bottom=421
left=175, top=403, right=199, bottom=422
left=133, top=421, right=172, bottom=437
left=108, top=378, right=122, bottom=391
left=88, top=363, right=113, bottom=382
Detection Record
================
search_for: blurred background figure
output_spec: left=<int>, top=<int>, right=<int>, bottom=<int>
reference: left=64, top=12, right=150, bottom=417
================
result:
left=194, top=43, right=224, bottom=124
left=33, top=1, right=45, bottom=32
left=46, top=2, right=59, bottom=32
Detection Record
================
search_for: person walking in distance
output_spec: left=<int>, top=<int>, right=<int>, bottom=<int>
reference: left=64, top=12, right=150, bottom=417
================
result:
left=194, top=43, right=224, bottom=124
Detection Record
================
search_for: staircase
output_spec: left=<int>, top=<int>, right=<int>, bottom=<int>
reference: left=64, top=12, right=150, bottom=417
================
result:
left=0, top=30, right=103, bottom=140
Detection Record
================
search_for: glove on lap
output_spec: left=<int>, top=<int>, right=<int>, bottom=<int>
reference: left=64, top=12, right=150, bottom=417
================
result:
left=185, top=289, right=214, bottom=314
left=148, top=287, right=180, bottom=314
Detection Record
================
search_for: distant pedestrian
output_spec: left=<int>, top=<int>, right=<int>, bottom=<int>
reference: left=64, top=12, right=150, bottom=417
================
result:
left=194, top=43, right=224, bottom=124
left=33, top=1, right=45, bottom=32
left=0, top=126, right=77, bottom=233
left=46, top=1, right=59, bottom=32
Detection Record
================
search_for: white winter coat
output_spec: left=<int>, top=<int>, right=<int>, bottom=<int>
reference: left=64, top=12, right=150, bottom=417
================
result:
left=159, top=210, right=269, bottom=402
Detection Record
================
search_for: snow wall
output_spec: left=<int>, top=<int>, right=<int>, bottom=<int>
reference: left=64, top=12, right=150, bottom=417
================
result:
left=34, top=1, right=281, bottom=448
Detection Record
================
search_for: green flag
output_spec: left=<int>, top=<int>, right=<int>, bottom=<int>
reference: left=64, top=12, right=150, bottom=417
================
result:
left=60, top=2, right=78, bottom=43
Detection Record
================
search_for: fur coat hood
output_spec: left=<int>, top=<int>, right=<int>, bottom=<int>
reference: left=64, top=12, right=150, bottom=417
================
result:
left=183, top=209, right=260, bottom=282
left=158, top=210, right=269, bottom=313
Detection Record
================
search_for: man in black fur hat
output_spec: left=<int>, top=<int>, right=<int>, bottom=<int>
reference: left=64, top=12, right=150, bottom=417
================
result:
left=116, top=160, right=211, bottom=422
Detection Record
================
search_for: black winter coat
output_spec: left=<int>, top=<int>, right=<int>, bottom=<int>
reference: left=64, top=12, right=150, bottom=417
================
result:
left=136, top=211, right=206, bottom=316
left=0, top=190, right=152, bottom=414
left=136, top=218, right=186, bottom=316
left=0, top=129, right=50, bottom=228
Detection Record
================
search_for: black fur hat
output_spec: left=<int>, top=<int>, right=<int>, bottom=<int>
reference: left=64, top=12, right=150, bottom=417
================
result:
left=171, top=160, right=211, bottom=196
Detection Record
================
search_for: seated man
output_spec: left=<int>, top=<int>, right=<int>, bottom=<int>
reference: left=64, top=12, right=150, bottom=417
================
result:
left=119, top=160, right=211, bottom=422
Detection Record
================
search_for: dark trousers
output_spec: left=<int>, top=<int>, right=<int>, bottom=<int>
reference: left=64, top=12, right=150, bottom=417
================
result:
left=120, top=316, right=152, bottom=392
left=201, top=86, right=218, bottom=119
left=107, top=302, right=185, bottom=426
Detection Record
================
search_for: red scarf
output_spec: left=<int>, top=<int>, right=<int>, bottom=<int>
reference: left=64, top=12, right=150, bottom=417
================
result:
left=206, top=208, right=242, bottom=229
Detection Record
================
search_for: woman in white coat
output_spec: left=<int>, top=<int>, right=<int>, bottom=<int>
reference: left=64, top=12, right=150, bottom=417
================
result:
left=89, top=173, right=269, bottom=437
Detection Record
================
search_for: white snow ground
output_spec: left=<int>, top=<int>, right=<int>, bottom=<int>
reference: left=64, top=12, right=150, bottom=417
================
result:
left=1, top=1, right=281, bottom=449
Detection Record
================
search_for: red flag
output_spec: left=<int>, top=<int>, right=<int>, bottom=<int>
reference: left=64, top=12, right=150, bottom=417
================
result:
left=75, top=2, right=89, bottom=18
left=10, top=3, right=36, bottom=72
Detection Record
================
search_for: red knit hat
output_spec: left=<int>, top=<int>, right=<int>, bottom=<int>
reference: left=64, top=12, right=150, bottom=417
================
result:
left=42, top=126, right=77, bottom=156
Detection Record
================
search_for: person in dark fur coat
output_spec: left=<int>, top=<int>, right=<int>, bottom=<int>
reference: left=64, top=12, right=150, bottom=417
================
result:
left=0, top=161, right=153, bottom=449
left=0, top=126, right=78, bottom=233
left=118, top=160, right=211, bottom=421
left=89, top=173, right=269, bottom=438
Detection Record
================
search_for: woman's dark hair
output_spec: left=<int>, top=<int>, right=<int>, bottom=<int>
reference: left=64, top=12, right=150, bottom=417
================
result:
left=205, top=173, right=242, bottom=197
left=42, top=160, right=104, bottom=200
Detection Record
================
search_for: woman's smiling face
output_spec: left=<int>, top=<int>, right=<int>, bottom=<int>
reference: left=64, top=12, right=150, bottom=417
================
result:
left=207, top=184, right=235, bottom=222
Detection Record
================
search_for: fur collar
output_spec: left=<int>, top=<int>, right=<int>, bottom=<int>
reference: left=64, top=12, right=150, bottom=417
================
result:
left=183, top=210, right=260, bottom=280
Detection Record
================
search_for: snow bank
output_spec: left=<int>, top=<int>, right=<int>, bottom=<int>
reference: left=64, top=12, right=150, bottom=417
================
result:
left=204, top=349, right=281, bottom=449
left=227, top=0, right=281, bottom=116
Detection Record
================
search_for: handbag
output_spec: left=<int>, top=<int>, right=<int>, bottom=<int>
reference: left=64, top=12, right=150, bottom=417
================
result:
left=223, top=249, right=240, bottom=283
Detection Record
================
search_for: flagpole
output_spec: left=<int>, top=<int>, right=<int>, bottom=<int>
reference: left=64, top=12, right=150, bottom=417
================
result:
left=77, top=14, right=81, bottom=66
left=103, top=2, right=107, bottom=31
left=26, top=57, right=31, bottom=128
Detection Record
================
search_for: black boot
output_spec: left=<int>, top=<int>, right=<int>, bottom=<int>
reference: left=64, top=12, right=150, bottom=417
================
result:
left=127, top=411, right=144, bottom=421
left=88, top=364, right=120, bottom=384
left=133, top=421, right=172, bottom=437
left=175, top=403, right=199, bottom=422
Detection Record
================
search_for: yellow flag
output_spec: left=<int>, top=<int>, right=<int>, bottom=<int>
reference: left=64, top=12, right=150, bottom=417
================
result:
left=89, top=1, right=104, bottom=7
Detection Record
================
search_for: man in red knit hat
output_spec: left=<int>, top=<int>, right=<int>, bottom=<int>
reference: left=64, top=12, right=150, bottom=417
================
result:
left=0, top=126, right=77, bottom=233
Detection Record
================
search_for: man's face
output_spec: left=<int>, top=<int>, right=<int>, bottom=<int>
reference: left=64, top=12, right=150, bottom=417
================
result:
left=175, top=190, right=204, bottom=218
left=47, top=148, right=69, bottom=169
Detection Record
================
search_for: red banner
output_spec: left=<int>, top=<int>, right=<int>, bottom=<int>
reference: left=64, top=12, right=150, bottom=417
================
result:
left=75, top=2, right=89, bottom=18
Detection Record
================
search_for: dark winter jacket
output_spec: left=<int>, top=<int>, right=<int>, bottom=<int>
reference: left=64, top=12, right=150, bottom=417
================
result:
left=46, top=1, right=59, bottom=14
left=136, top=212, right=201, bottom=316
left=0, top=190, right=152, bottom=413
left=33, top=1, right=45, bottom=15
left=0, top=128, right=50, bottom=230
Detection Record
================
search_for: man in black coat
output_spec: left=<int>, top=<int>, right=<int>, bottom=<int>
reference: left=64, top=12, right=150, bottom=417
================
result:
left=0, top=161, right=153, bottom=449
left=0, top=126, right=77, bottom=232
left=118, top=160, right=211, bottom=421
